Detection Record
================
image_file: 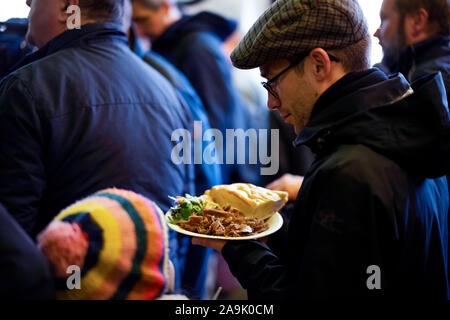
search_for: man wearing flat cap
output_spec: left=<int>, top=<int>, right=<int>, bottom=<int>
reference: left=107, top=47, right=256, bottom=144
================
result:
left=194, top=0, right=450, bottom=299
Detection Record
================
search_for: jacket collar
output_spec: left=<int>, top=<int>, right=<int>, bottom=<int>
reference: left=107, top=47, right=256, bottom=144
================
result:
left=398, top=36, right=449, bottom=78
left=293, top=69, right=412, bottom=150
left=9, top=23, right=128, bottom=73
left=152, top=12, right=237, bottom=53
left=406, top=35, right=449, bottom=56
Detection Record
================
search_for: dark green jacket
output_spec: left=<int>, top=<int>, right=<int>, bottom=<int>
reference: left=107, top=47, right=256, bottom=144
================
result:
left=222, top=69, right=450, bottom=300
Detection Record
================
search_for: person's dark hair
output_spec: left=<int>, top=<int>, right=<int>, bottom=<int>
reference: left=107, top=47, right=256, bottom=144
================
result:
left=289, top=34, right=371, bottom=74
left=131, top=0, right=169, bottom=10
left=80, top=0, right=126, bottom=24
left=394, top=0, right=450, bottom=36
left=329, top=35, right=372, bottom=73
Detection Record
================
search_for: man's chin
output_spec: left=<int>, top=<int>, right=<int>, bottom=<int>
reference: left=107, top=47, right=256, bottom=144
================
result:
left=25, top=31, right=36, bottom=47
left=294, top=119, right=309, bottom=135
left=294, top=123, right=305, bottom=135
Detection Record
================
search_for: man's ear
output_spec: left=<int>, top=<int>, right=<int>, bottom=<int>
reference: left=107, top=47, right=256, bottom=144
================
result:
left=160, top=0, right=171, bottom=15
left=406, top=8, right=429, bottom=39
left=58, top=0, right=80, bottom=24
left=308, top=48, right=332, bottom=81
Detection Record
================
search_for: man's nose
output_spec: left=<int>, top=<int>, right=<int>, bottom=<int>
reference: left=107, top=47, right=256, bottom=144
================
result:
left=267, top=92, right=280, bottom=110
left=374, top=27, right=380, bottom=39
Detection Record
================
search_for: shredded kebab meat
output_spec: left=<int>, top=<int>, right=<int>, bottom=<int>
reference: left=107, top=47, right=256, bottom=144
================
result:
left=178, top=205, right=269, bottom=237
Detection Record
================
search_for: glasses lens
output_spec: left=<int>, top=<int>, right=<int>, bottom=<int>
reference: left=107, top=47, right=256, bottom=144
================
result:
left=262, top=82, right=277, bottom=98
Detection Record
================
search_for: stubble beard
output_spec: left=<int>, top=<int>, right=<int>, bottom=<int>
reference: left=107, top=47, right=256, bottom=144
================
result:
left=382, top=14, right=408, bottom=71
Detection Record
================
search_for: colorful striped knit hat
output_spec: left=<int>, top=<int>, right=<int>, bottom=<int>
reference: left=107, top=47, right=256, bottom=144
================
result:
left=37, top=188, right=170, bottom=300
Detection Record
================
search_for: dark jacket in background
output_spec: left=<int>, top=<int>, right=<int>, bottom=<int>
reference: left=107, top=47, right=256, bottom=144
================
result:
left=377, top=36, right=449, bottom=96
left=0, top=19, right=34, bottom=79
left=222, top=69, right=450, bottom=300
left=141, top=51, right=219, bottom=299
left=376, top=36, right=450, bottom=279
left=152, top=12, right=256, bottom=185
left=0, top=203, right=55, bottom=300
left=141, top=51, right=223, bottom=194
left=0, top=23, right=194, bottom=288
left=130, top=31, right=222, bottom=298
left=141, top=52, right=215, bottom=299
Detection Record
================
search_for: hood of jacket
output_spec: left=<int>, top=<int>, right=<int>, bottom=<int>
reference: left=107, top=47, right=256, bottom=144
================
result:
left=294, top=68, right=450, bottom=178
left=152, top=11, right=237, bottom=52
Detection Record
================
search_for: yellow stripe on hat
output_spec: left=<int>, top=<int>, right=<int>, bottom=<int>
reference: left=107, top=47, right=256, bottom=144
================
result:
left=55, top=200, right=122, bottom=300
left=87, top=196, right=137, bottom=299
left=106, top=189, right=168, bottom=300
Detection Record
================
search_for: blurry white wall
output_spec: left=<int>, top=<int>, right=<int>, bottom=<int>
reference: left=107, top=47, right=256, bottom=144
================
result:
left=0, top=0, right=29, bottom=22
left=358, top=0, right=383, bottom=64
left=181, top=0, right=271, bottom=33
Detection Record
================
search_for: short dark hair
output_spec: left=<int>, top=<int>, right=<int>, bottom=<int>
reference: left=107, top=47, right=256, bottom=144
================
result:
left=131, top=0, right=168, bottom=10
left=80, top=0, right=126, bottom=24
left=329, top=35, right=372, bottom=73
left=289, top=35, right=371, bottom=74
left=394, top=0, right=450, bottom=36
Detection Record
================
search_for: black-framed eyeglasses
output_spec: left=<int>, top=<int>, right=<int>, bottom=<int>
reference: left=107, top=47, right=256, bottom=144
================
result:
left=261, top=53, right=340, bottom=98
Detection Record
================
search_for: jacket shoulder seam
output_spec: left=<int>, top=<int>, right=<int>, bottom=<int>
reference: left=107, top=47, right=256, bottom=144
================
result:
left=45, top=101, right=170, bottom=120
left=1, top=75, right=39, bottom=113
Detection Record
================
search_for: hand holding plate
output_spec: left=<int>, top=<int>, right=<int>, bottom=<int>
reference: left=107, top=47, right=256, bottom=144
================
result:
left=191, top=237, right=227, bottom=252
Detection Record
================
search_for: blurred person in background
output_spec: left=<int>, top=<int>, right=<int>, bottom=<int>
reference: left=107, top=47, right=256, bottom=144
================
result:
left=124, top=0, right=221, bottom=298
left=0, top=0, right=194, bottom=294
left=374, top=0, right=449, bottom=92
left=131, top=0, right=260, bottom=186
left=374, top=0, right=450, bottom=278
left=0, top=18, right=34, bottom=78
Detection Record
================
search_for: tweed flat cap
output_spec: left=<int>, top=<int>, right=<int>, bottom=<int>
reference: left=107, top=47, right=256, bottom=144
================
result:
left=231, top=0, right=369, bottom=69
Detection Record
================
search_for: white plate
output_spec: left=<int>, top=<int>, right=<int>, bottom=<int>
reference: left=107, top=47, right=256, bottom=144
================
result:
left=165, top=211, right=283, bottom=240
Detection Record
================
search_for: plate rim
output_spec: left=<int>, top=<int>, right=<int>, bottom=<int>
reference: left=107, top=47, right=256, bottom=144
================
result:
left=165, top=210, right=283, bottom=240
